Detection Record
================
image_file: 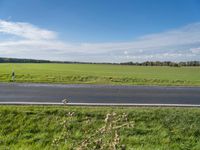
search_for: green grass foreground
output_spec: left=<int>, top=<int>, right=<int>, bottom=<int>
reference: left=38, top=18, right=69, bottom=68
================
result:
left=0, top=63, right=200, bottom=86
left=0, top=106, right=200, bottom=149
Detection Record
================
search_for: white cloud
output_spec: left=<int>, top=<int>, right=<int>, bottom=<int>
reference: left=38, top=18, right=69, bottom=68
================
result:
left=190, top=47, right=200, bottom=54
left=0, top=20, right=57, bottom=40
left=0, top=19, right=200, bottom=62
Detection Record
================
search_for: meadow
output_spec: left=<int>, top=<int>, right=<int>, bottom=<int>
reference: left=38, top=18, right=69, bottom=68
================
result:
left=0, top=63, right=200, bottom=86
left=0, top=106, right=200, bottom=150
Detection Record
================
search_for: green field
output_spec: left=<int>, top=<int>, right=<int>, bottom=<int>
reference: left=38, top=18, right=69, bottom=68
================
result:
left=0, top=63, right=200, bottom=86
left=0, top=106, right=200, bottom=149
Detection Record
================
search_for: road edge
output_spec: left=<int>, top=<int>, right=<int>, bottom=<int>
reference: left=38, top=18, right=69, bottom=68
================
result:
left=0, top=102, right=200, bottom=107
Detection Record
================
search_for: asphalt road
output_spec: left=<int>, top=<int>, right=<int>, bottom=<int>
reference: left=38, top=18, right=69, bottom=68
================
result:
left=0, top=83, right=200, bottom=105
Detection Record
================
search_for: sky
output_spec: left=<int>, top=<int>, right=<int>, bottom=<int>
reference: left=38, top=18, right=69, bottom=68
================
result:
left=0, top=0, right=200, bottom=62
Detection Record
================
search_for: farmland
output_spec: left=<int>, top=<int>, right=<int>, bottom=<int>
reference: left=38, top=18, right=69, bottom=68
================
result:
left=0, top=63, right=200, bottom=86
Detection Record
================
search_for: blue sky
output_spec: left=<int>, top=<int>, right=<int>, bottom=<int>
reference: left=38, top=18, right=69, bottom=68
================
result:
left=0, top=0, right=200, bottom=62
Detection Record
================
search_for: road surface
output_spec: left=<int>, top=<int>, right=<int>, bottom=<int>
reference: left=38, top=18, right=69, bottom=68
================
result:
left=0, top=83, right=200, bottom=105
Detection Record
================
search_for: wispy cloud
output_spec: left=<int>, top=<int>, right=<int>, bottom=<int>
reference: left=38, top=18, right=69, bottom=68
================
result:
left=0, top=19, right=200, bottom=62
left=190, top=47, right=200, bottom=54
left=0, top=20, right=56, bottom=40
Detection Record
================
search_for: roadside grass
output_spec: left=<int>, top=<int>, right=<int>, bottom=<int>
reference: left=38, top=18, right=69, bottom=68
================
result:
left=0, top=63, right=200, bottom=86
left=0, top=106, right=200, bottom=149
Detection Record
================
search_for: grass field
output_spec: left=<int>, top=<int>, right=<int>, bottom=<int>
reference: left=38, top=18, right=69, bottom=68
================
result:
left=1, top=63, right=200, bottom=86
left=0, top=63, right=200, bottom=86
left=0, top=106, right=200, bottom=149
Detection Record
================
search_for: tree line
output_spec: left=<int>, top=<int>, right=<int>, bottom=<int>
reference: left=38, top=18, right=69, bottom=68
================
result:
left=0, top=58, right=51, bottom=63
left=0, top=57, right=200, bottom=66
left=120, top=61, right=200, bottom=67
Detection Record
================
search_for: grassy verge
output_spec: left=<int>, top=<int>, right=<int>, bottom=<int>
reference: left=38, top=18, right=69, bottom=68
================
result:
left=0, top=106, right=200, bottom=149
left=0, top=63, right=200, bottom=86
